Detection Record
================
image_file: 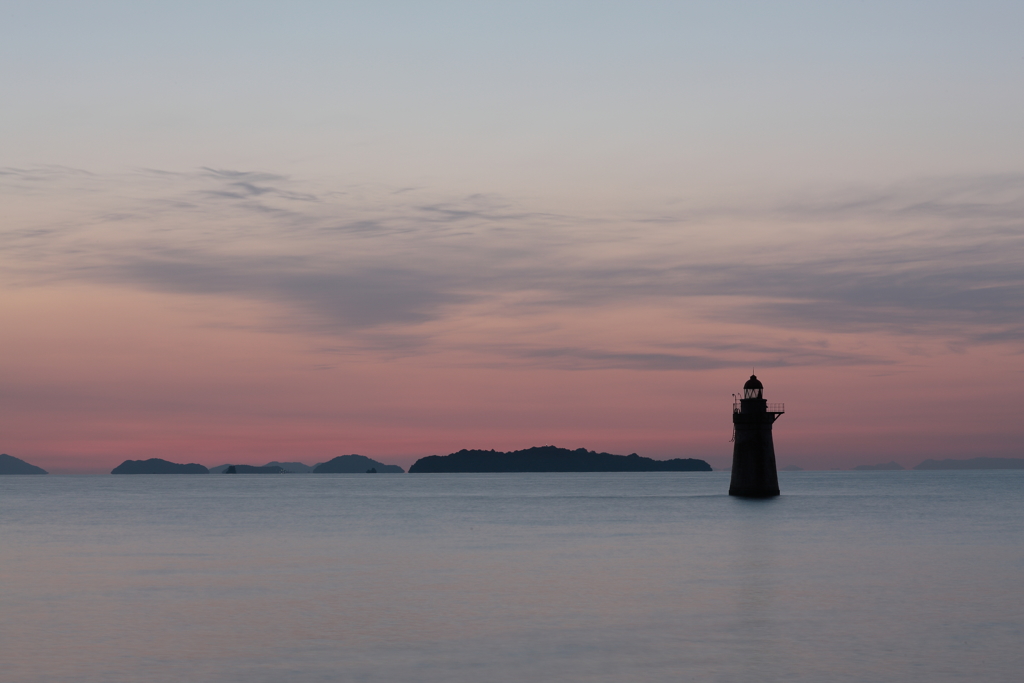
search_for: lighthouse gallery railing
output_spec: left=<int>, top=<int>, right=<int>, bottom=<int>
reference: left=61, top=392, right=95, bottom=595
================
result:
left=733, top=401, right=785, bottom=414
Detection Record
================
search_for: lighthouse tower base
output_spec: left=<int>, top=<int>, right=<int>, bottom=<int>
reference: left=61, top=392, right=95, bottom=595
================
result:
left=728, top=419, right=780, bottom=497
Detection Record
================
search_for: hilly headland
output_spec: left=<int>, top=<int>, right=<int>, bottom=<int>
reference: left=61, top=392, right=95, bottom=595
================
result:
left=0, top=453, right=48, bottom=475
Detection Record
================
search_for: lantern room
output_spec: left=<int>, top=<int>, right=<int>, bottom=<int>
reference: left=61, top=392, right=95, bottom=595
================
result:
left=742, top=375, right=763, bottom=400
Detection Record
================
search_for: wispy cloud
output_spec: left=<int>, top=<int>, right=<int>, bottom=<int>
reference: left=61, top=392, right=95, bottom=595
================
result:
left=473, top=344, right=889, bottom=371
left=99, top=252, right=468, bottom=330
left=3, top=166, right=1022, bottom=367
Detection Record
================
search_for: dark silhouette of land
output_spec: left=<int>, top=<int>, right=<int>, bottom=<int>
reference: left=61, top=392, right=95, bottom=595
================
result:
left=780, top=465, right=803, bottom=471
left=0, top=453, right=48, bottom=475
left=914, top=457, right=1024, bottom=470
left=224, top=464, right=288, bottom=474
left=265, top=461, right=314, bottom=473
left=111, top=458, right=209, bottom=474
left=211, top=461, right=314, bottom=473
left=314, top=455, right=405, bottom=473
left=408, top=446, right=711, bottom=473
left=854, top=461, right=905, bottom=471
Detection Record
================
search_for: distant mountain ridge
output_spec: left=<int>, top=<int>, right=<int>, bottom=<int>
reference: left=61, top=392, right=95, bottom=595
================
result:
left=111, top=458, right=209, bottom=474
left=0, top=453, right=48, bottom=475
left=409, top=446, right=712, bottom=473
left=914, top=457, right=1024, bottom=470
left=854, top=461, right=905, bottom=471
left=313, top=455, right=404, bottom=473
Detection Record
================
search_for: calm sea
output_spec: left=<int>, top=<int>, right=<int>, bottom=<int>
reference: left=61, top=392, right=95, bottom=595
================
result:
left=1, top=472, right=1022, bottom=682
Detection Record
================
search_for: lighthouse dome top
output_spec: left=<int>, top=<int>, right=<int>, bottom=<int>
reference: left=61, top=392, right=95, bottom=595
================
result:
left=742, top=374, right=764, bottom=399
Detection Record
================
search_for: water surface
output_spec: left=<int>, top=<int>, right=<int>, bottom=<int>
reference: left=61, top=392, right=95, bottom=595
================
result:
left=2, top=472, right=1021, bottom=682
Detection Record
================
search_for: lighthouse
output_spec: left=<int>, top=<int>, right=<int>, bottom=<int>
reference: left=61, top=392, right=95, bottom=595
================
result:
left=729, top=375, right=784, bottom=497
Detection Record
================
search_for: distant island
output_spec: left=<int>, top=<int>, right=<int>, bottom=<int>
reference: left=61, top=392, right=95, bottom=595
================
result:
left=313, top=455, right=404, bottom=473
left=224, top=465, right=287, bottom=474
left=210, top=461, right=316, bottom=474
left=780, top=465, right=803, bottom=471
left=854, top=461, right=905, bottom=471
left=913, top=457, right=1024, bottom=470
left=409, top=446, right=712, bottom=473
left=266, top=461, right=315, bottom=473
left=111, top=458, right=209, bottom=474
left=0, top=453, right=48, bottom=475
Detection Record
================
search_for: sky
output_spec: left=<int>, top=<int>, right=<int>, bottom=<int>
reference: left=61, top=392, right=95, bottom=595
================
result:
left=2, top=1, right=1023, bottom=473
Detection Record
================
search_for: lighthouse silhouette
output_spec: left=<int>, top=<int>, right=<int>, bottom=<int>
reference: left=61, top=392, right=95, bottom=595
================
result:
left=729, top=374, right=784, bottom=497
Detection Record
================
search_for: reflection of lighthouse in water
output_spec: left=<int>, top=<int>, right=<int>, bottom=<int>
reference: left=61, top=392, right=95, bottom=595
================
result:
left=729, top=375, right=784, bottom=497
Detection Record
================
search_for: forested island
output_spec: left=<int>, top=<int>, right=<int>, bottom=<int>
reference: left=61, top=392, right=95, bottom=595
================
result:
left=409, top=446, right=712, bottom=473
left=111, top=458, right=209, bottom=474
